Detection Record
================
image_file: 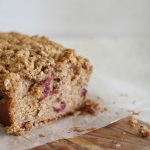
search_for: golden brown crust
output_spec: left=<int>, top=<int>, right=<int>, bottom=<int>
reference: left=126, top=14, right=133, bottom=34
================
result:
left=0, top=98, right=14, bottom=126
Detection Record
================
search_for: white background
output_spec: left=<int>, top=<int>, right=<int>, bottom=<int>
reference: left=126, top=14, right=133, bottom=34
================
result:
left=0, top=0, right=150, bottom=37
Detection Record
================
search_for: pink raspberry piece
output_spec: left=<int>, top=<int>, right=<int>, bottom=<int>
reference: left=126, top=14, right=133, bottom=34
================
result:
left=53, top=101, right=66, bottom=113
left=39, top=77, right=52, bottom=99
left=81, top=88, right=87, bottom=98
left=22, top=120, right=30, bottom=127
left=43, top=86, right=49, bottom=99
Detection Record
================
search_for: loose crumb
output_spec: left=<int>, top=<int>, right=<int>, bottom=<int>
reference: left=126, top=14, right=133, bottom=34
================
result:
left=23, top=134, right=30, bottom=139
left=138, top=125, right=150, bottom=137
left=73, top=127, right=84, bottom=132
left=96, top=96, right=103, bottom=101
left=122, top=132, right=126, bottom=135
left=80, top=99, right=100, bottom=115
left=38, top=134, right=45, bottom=137
left=104, top=107, right=107, bottom=111
left=72, top=126, right=97, bottom=133
left=132, top=100, right=136, bottom=104
left=127, top=110, right=141, bottom=115
left=132, top=111, right=141, bottom=115
left=128, top=118, right=138, bottom=127
left=116, top=144, right=121, bottom=147
left=94, top=103, right=100, bottom=110
left=101, top=107, right=108, bottom=113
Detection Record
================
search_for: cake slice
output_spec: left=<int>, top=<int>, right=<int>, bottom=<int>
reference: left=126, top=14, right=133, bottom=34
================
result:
left=0, top=32, right=92, bottom=135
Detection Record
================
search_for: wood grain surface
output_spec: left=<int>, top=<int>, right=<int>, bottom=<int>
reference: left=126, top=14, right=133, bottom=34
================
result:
left=29, top=116, right=150, bottom=150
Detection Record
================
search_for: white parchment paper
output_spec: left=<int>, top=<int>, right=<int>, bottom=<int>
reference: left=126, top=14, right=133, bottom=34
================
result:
left=0, top=71, right=150, bottom=150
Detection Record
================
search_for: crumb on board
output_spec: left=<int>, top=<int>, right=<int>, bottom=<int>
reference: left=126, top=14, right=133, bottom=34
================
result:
left=138, top=125, right=150, bottom=137
left=128, top=117, right=138, bottom=127
left=122, top=132, right=126, bottom=135
left=116, top=144, right=121, bottom=147
left=38, top=134, right=45, bottom=137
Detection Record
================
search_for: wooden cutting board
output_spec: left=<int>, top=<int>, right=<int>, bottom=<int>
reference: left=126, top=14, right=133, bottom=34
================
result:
left=29, top=116, right=150, bottom=150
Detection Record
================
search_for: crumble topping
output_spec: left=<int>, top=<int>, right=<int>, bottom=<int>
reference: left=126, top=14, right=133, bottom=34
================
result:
left=0, top=32, right=92, bottom=82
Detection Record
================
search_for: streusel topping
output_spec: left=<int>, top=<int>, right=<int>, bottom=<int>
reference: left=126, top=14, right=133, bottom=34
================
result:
left=0, top=32, right=92, bottom=82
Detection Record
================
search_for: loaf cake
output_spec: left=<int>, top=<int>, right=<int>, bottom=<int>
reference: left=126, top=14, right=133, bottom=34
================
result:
left=0, top=32, right=92, bottom=135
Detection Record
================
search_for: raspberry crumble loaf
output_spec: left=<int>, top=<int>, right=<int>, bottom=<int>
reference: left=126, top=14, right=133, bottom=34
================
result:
left=0, top=32, right=93, bottom=136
